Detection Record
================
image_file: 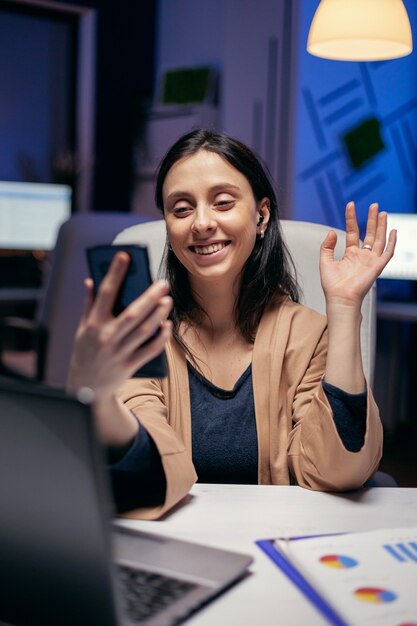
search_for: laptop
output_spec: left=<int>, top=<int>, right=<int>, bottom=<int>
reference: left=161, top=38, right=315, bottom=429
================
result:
left=0, top=377, right=252, bottom=626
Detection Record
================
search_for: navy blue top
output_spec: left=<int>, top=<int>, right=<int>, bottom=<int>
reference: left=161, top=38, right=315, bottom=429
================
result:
left=109, top=364, right=367, bottom=510
left=189, top=362, right=258, bottom=484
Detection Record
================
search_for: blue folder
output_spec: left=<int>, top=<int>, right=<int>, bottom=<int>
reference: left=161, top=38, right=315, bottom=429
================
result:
left=256, top=538, right=350, bottom=626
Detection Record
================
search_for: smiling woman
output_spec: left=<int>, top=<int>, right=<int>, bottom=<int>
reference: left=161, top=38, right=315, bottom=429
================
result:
left=68, top=129, right=396, bottom=520
left=155, top=131, right=299, bottom=350
left=163, top=150, right=270, bottom=290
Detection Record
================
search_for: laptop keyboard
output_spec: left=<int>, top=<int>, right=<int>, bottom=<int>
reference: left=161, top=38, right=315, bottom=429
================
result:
left=118, top=563, right=199, bottom=623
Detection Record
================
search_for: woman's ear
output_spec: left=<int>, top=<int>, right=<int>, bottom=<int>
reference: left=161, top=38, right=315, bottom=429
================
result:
left=257, top=198, right=271, bottom=231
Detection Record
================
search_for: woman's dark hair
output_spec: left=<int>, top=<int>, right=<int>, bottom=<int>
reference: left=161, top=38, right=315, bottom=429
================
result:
left=155, top=128, right=299, bottom=344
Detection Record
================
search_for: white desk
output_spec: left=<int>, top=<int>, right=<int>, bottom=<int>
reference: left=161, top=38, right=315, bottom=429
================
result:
left=117, top=484, right=417, bottom=626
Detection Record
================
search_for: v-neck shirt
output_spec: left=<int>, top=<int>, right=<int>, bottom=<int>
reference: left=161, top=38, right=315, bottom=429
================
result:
left=187, top=361, right=258, bottom=484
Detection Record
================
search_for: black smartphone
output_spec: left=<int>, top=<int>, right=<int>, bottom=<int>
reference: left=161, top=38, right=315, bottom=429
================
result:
left=86, top=244, right=167, bottom=378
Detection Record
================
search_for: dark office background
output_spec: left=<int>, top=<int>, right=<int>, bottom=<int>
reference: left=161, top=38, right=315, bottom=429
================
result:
left=0, top=0, right=156, bottom=213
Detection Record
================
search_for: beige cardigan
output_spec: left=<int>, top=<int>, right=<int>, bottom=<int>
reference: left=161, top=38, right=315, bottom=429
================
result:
left=116, top=299, right=383, bottom=519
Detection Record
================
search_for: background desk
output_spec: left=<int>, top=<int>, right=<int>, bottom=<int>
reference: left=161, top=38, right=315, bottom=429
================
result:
left=377, top=301, right=417, bottom=322
left=0, top=287, right=40, bottom=318
left=117, top=484, right=417, bottom=626
left=375, top=300, right=417, bottom=434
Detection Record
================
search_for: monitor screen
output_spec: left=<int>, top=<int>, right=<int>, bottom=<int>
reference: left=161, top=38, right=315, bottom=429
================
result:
left=379, top=213, right=417, bottom=280
left=0, top=181, right=72, bottom=251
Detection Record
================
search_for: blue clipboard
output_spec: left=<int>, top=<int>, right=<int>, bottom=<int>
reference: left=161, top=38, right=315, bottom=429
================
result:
left=256, top=538, right=350, bottom=626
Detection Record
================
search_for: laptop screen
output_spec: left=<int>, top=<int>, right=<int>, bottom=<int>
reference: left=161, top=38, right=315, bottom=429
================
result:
left=0, top=181, right=72, bottom=251
left=380, top=213, right=417, bottom=281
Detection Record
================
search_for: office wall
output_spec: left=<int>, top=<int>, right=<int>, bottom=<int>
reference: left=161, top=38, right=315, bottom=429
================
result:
left=156, top=0, right=296, bottom=215
left=0, top=7, right=75, bottom=183
left=293, top=0, right=417, bottom=233
left=6, top=0, right=415, bottom=222
left=157, top=0, right=417, bottom=231
left=0, top=0, right=156, bottom=213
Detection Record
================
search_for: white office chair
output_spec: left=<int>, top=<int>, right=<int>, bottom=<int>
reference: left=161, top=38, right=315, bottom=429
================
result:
left=114, top=219, right=376, bottom=384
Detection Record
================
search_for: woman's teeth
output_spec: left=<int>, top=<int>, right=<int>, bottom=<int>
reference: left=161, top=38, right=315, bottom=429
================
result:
left=193, top=242, right=227, bottom=255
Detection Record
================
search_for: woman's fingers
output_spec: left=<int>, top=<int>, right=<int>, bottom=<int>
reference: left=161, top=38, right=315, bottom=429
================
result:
left=80, top=278, right=95, bottom=321
left=90, top=252, right=131, bottom=321
left=319, top=230, right=337, bottom=265
left=345, top=201, right=360, bottom=248
left=115, top=295, right=173, bottom=358
left=362, top=203, right=379, bottom=248
left=381, top=228, right=397, bottom=264
left=88, top=247, right=172, bottom=339
left=361, top=203, right=388, bottom=256
left=371, top=210, right=388, bottom=256
left=126, top=319, right=173, bottom=374
left=346, top=202, right=393, bottom=259
left=110, top=281, right=172, bottom=343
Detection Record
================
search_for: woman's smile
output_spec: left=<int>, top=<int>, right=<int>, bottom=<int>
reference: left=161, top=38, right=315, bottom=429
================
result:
left=189, top=240, right=231, bottom=256
left=163, top=150, right=269, bottom=286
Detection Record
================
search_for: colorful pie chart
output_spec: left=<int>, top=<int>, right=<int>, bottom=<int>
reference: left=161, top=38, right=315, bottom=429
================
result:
left=354, top=587, right=397, bottom=604
left=319, top=554, right=358, bottom=569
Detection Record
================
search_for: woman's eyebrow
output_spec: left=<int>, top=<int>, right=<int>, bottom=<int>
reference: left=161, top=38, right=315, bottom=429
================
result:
left=166, top=183, right=240, bottom=203
left=165, top=190, right=193, bottom=203
left=210, top=183, right=240, bottom=194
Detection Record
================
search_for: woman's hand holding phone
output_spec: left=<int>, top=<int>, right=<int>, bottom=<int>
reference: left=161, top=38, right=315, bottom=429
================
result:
left=67, top=250, right=173, bottom=446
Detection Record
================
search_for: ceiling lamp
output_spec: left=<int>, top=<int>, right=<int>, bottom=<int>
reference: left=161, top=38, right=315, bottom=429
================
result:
left=307, top=0, right=413, bottom=61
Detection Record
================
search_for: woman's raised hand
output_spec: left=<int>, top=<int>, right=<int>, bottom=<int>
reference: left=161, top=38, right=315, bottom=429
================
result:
left=319, top=201, right=396, bottom=311
left=67, top=251, right=173, bottom=399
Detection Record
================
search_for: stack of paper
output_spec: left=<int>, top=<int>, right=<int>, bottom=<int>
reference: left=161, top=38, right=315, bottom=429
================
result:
left=257, top=527, right=417, bottom=626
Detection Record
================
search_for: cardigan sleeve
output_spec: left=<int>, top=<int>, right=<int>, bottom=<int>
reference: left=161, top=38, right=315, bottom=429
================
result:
left=287, top=323, right=383, bottom=491
left=322, top=380, right=367, bottom=452
left=114, top=377, right=197, bottom=520
left=108, top=423, right=167, bottom=513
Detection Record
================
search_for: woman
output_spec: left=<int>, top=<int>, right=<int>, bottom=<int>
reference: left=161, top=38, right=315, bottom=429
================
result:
left=68, top=129, right=396, bottom=519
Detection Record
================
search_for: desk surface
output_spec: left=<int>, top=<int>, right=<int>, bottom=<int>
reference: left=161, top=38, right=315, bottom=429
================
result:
left=117, top=484, right=417, bottom=626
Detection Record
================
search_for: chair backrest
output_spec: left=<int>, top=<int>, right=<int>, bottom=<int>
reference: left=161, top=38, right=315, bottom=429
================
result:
left=114, top=219, right=167, bottom=280
left=37, top=213, right=144, bottom=387
left=114, top=219, right=376, bottom=384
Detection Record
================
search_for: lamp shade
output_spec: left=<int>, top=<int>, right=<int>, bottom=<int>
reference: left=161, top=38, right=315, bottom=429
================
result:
left=307, top=0, right=413, bottom=61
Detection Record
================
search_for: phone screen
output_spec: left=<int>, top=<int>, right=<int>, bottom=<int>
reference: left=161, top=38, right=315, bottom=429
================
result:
left=86, top=244, right=167, bottom=378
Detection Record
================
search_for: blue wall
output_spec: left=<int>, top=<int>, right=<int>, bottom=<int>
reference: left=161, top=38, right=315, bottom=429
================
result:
left=293, top=0, right=417, bottom=237
left=0, top=10, right=72, bottom=183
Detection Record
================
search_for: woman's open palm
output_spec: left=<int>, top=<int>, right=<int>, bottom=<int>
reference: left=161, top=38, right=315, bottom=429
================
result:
left=320, top=202, right=397, bottom=309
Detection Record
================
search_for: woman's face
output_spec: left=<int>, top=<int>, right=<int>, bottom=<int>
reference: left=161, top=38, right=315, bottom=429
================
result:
left=162, top=150, right=270, bottom=288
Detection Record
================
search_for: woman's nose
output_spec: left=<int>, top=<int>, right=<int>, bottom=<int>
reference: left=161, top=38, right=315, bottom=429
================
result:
left=191, top=208, right=216, bottom=234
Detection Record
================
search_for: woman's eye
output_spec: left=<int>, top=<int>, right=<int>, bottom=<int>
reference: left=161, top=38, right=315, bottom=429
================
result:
left=214, top=199, right=234, bottom=209
left=173, top=206, right=192, bottom=216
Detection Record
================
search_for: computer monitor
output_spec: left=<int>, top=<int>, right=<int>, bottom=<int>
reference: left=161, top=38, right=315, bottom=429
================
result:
left=0, top=181, right=72, bottom=251
left=379, top=213, right=417, bottom=280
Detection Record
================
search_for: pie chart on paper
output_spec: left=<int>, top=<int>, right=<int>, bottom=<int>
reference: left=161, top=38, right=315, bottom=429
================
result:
left=319, top=554, right=358, bottom=569
left=354, top=587, right=397, bottom=604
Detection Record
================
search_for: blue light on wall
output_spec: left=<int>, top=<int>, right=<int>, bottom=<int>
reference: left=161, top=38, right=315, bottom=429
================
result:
left=293, top=0, right=417, bottom=239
